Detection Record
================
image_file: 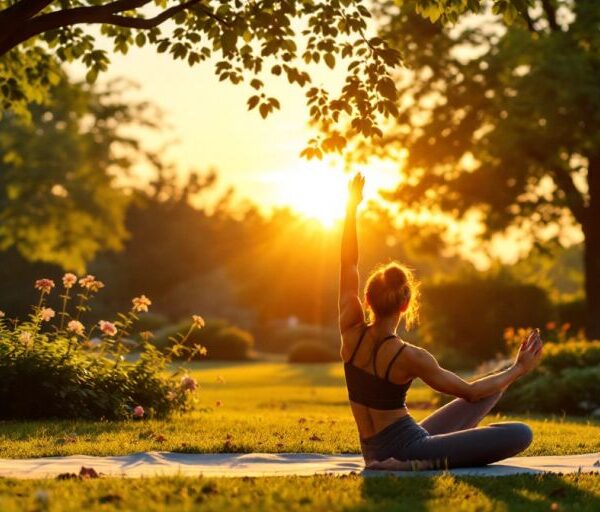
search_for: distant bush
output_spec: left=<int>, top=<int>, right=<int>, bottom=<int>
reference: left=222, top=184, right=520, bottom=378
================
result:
left=259, top=322, right=339, bottom=354
left=156, top=318, right=254, bottom=360
left=134, top=312, right=170, bottom=333
left=288, top=339, right=339, bottom=363
left=496, top=340, right=600, bottom=416
left=556, top=299, right=586, bottom=332
left=419, top=277, right=554, bottom=364
left=0, top=276, right=202, bottom=420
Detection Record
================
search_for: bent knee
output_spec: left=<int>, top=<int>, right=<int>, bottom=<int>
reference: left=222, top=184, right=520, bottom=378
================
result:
left=504, top=422, right=533, bottom=451
left=489, top=421, right=533, bottom=451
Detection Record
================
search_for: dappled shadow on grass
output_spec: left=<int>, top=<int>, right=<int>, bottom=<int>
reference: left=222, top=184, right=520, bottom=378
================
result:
left=346, top=473, right=600, bottom=512
left=458, top=473, right=600, bottom=511
left=346, top=475, right=435, bottom=512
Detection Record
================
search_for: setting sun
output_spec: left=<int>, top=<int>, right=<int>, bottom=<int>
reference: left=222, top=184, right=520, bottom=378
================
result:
left=273, top=162, right=348, bottom=227
left=263, top=159, right=401, bottom=228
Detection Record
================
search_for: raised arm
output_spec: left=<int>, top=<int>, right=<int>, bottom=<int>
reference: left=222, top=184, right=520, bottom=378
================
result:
left=339, top=174, right=365, bottom=333
left=407, top=329, right=543, bottom=402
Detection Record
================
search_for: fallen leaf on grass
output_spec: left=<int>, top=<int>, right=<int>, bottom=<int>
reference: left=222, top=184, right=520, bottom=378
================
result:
left=56, top=473, right=78, bottom=481
left=79, top=466, right=100, bottom=479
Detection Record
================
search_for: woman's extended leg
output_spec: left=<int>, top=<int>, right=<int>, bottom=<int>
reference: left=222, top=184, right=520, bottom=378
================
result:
left=420, top=391, right=503, bottom=435
left=404, top=421, right=533, bottom=468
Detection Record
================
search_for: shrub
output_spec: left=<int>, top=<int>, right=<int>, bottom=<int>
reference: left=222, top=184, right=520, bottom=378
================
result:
left=156, top=318, right=254, bottom=360
left=288, top=339, right=339, bottom=363
left=556, top=299, right=586, bottom=332
left=134, top=312, right=170, bottom=333
left=0, top=276, right=204, bottom=420
left=419, top=277, right=554, bottom=364
left=497, top=339, right=600, bottom=415
left=258, top=321, right=339, bottom=353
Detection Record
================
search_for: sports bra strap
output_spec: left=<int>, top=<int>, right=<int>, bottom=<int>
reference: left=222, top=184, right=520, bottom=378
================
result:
left=384, top=342, right=408, bottom=380
left=348, top=327, right=368, bottom=364
left=372, top=334, right=399, bottom=377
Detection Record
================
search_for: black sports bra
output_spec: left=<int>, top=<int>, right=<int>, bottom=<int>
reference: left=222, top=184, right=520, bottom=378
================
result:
left=343, top=327, right=412, bottom=410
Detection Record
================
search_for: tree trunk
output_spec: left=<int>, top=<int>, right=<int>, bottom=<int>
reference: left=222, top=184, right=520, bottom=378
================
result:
left=584, top=156, right=600, bottom=339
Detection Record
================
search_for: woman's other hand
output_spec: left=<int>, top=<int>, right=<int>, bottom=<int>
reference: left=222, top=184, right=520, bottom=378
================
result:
left=348, top=173, right=365, bottom=207
left=514, top=328, right=543, bottom=375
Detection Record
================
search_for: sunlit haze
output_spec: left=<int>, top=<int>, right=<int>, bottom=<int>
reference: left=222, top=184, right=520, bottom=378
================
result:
left=64, top=29, right=580, bottom=269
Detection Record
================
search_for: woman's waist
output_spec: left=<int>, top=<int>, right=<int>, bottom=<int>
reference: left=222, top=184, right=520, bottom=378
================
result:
left=358, top=412, right=428, bottom=446
left=351, top=403, right=412, bottom=440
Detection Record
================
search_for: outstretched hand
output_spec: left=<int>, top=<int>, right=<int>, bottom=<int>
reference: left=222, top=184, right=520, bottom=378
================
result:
left=348, top=173, right=365, bottom=207
left=514, top=328, right=543, bottom=375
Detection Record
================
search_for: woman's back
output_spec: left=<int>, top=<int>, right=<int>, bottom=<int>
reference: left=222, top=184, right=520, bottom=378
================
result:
left=341, top=323, right=414, bottom=439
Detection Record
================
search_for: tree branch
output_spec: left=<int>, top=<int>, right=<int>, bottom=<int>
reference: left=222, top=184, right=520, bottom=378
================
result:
left=0, top=0, right=228, bottom=56
left=0, top=0, right=55, bottom=24
left=541, top=0, right=560, bottom=32
left=0, top=0, right=55, bottom=44
left=548, top=164, right=586, bottom=225
left=522, top=7, right=537, bottom=33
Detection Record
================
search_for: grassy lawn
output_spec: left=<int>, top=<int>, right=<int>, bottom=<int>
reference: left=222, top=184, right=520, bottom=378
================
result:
left=1, top=361, right=599, bottom=510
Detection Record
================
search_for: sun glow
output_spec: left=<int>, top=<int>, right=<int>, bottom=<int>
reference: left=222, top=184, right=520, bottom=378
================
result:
left=264, top=159, right=400, bottom=228
left=275, top=162, right=348, bottom=227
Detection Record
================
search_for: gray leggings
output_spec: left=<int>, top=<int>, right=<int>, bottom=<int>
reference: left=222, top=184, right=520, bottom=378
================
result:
left=360, top=392, right=533, bottom=468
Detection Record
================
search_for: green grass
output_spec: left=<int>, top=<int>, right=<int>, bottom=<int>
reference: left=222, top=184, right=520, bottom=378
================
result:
left=1, top=474, right=599, bottom=511
left=1, top=362, right=599, bottom=511
left=1, top=362, right=599, bottom=458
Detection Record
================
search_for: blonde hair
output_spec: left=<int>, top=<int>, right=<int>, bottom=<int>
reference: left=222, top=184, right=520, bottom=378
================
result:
left=364, top=262, right=420, bottom=330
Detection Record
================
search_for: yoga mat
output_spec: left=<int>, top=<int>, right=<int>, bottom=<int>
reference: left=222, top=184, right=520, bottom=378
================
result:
left=0, top=452, right=599, bottom=479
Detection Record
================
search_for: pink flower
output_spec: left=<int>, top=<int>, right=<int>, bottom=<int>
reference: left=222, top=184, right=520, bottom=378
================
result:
left=39, top=307, right=55, bottom=322
left=34, top=279, right=55, bottom=294
left=132, top=295, right=152, bottom=313
left=180, top=375, right=198, bottom=392
left=133, top=405, right=144, bottom=418
left=19, top=331, right=33, bottom=347
left=99, top=320, right=117, bottom=337
left=79, top=275, right=104, bottom=292
left=62, top=273, right=77, bottom=289
left=67, top=320, right=85, bottom=336
left=192, top=315, right=205, bottom=329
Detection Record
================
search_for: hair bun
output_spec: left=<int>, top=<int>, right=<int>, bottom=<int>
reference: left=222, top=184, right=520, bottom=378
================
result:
left=383, top=266, right=406, bottom=287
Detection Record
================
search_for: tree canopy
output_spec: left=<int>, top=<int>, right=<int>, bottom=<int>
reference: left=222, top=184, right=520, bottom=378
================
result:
left=0, top=0, right=532, bottom=154
left=372, top=0, right=600, bottom=336
left=0, top=74, right=154, bottom=271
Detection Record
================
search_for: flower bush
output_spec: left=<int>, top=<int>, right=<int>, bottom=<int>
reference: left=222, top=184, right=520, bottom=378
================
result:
left=0, top=275, right=206, bottom=420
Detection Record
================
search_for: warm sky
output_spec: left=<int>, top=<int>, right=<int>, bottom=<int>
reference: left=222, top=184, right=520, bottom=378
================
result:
left=75, top=32, right=401, bottom=220
left=67, top=23, right=579, bottom=269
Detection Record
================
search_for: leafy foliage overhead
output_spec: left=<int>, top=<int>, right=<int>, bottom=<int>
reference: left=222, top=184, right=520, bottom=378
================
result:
left=0, top=0, right=525, bottom=154
left=369, top=0, right=596, bottom=236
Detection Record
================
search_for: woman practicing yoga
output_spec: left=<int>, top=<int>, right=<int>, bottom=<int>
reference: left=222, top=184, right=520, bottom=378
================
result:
left=340, top=174, right=542, bottom=470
